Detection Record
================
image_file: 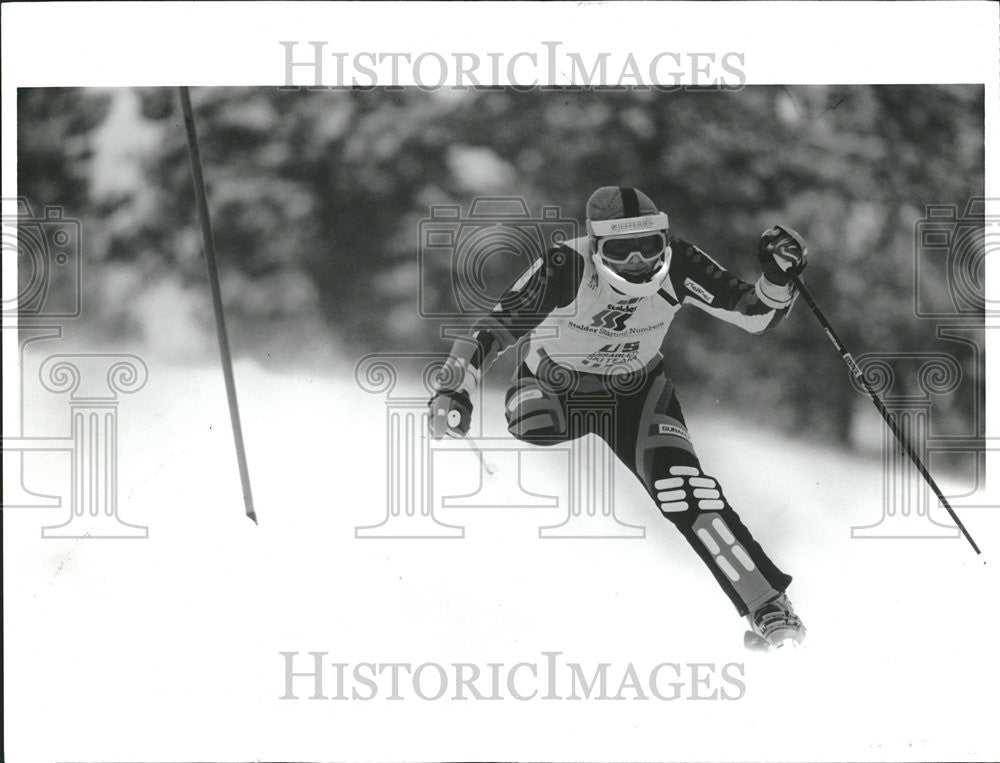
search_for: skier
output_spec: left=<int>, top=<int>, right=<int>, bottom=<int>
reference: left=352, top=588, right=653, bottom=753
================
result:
left=428, top=186, right=808, bottom=651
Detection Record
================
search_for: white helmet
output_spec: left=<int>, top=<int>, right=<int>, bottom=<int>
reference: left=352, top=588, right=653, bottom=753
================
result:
left=586, top=186, right=671, bottom=297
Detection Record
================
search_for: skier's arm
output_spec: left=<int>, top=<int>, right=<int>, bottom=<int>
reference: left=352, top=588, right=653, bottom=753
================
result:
left=429, top=245, right=584, bottom=438
left=669, top=229, right=807, bottom=334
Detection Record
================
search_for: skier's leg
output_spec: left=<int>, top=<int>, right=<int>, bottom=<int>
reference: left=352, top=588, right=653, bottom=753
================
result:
left=612, top=369, right=793, bottom=617
left=504, top=366, right=572, bottom=446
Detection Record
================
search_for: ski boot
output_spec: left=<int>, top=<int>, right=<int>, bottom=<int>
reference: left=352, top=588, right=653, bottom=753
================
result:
left=744, top=592, right=806, bottom=651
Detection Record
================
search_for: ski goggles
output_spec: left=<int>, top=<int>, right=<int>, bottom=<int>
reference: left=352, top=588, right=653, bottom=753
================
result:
left=597, top=232, right=668, bottom=263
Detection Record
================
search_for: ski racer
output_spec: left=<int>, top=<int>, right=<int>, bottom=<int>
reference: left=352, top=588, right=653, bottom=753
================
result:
left=428, top=186, right=809, bottom=650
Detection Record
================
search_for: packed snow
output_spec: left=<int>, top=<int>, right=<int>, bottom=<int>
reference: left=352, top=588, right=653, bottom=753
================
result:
left=4, top=349, right=999, bottom=761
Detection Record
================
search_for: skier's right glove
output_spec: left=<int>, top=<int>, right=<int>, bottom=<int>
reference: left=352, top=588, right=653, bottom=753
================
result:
left=428, top=389, right=473, bottom=439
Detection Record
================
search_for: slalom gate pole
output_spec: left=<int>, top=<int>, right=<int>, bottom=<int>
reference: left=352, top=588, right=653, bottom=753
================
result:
left=788, top=272, right=979, bottom=554
left=179, top=86, right=258, bottom=525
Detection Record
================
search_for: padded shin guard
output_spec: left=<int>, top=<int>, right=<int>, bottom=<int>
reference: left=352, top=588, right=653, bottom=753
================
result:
left=646, top=460, right=792, bottom=616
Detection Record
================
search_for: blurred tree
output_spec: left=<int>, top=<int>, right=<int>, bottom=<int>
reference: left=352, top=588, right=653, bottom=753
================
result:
left=17, top=85, right=984, bottom=449
left=445, top=85, right=983, bottom=445
left=17, top=88, right=112, bottom=327
left=17, top=88, right=112, bottom=214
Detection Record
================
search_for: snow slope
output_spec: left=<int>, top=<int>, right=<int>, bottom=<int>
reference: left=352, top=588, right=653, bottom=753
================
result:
left=4, top=354, right=999, bottom=762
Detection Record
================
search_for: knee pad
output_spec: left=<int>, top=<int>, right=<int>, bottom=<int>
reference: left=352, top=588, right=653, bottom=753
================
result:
left=505, top=378, right=566, bottom=445
left=652, top=465, right=724, bottom=514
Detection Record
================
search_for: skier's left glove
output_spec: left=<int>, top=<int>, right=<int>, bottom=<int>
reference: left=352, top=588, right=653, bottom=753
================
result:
left=758, top=225, right=808, bottom=285
left=756, top=225, right=808, bottom=309
left=428, top=389, right=473, bottom=439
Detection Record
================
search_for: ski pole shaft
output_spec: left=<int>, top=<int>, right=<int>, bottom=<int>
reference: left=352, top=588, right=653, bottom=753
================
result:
left=789, top=272, right=979, bottom=554
left=179, top=86, right=257, bottom=525
left=466, top=438, right=497, bottom=476
left=446, top=408, right=496, bottom=475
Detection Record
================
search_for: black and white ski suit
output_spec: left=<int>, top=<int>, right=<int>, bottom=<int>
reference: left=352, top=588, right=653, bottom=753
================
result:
left=444, top=234, right=798, bottom=615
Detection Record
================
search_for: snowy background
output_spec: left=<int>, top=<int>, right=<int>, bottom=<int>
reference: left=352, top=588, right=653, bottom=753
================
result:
left=5, top=82, right=998, bottom=761
left=4, top=346, right=999, bottom=761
